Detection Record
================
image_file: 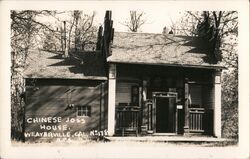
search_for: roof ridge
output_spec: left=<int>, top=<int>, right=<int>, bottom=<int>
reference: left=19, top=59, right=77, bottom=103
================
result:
left=114, top=31, right=163, bottom=35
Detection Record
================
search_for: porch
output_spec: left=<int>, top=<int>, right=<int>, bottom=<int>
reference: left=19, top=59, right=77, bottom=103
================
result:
left=106, top=135, right=232, bottom=143
left=107, top=63, right=221, bottom=137
left=114, top=104, right=213, bottom=136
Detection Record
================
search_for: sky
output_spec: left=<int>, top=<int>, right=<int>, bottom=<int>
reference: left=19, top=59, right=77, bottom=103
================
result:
left=35, top=2, right=185, bottom=34
left=39, top=10, right=183, bottom=34
left=7, top=0, right=243, bottom=34
left=92, top=9, right=183, bottom=33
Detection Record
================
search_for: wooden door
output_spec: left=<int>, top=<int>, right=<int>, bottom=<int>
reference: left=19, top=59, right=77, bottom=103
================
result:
left=153, top=92, right=177, bottom=133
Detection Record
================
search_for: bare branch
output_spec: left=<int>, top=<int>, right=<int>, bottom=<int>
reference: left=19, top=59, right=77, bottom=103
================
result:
left=187, top=11, right=202, bottom=23
left=120, top=11, right=147, bottom=32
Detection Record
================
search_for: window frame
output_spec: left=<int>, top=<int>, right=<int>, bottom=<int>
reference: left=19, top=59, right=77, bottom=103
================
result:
left=76, top=105, right=91, bottom=117
left=131, top=85, right=139, bottom=106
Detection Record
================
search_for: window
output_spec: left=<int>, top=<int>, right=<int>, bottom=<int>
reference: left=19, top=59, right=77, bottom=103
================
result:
left=77, top=105, right=91, bottom=117
left=131, top=86, right=139, bottom=106
left=189, top=85, right=202, bottom=108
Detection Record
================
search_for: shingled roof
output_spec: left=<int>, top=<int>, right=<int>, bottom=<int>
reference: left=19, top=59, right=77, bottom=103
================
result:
left=108, top=32, right=222, bottom=69
left=24, top=31, right=222, bottom=79
left=23, top=49, right=107, bottom=80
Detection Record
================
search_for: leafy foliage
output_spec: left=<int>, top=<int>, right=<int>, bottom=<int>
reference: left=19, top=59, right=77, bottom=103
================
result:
left=221, top=69, right=238, bottom=139
left=221, top=30, right=238, bottom=139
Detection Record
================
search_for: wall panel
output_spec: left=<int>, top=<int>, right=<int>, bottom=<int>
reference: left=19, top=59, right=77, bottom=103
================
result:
left=25, top=79, right=107, bottom=142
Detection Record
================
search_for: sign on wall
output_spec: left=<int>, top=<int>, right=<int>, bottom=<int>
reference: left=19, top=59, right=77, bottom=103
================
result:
left=24, top=84, right=107, bottom=142
left=24, top=116, right=86, bottom=139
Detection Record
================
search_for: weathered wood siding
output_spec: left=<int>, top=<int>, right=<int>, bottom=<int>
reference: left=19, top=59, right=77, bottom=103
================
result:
left=202, top=84, right=214, bottom=134
left=116, top=82, right=131, bottom=105
left=189, top=85, right=202, bottom=107
left=115, top=64, right=216, bottom=135
left=202, top=85, right=215, bottom=109
left=115, top=81, right=140, bottom=105
left=25, top=79, right=107, bottom=142
left=189, top=84, right=214, bottom=109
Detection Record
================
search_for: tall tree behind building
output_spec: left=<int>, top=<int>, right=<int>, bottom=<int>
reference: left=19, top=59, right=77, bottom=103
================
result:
left=75, top=11, right=97, bottom=51
left=11, top=10, right=98, bottom=141
left=174, top=11, right=238, bottom=138
left=11, top=10, right=57, bottom=140
left=121, top=11, right=147, bottom=32
left=59, top=11, right=97, bottom=52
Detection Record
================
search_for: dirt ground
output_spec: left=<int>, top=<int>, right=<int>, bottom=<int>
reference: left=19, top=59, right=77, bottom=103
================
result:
left=11, top=138, right=238, bottom=147
left=3, top=139, right=242, bottom=159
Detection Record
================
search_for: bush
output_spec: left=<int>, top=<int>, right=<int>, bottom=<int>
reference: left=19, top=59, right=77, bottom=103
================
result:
left=221, top=70, right=238, bottom=139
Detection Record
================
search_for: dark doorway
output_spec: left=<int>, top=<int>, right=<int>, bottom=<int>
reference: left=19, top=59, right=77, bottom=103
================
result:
left=155, top=96, right=176, bottom=133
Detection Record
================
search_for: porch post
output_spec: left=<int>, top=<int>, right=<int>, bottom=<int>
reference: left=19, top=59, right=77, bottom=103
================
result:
left=107, top=64, right=116, bottom=136
left=214, top=70, right=222, bottom=138
left=184, top=78, right=190, bottom=134
left=142, top=79, right=147, bottom=127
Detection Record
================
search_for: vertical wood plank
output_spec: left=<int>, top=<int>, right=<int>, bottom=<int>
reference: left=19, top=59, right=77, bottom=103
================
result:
left=149, top=103, right=152, bottom=130
left=195, top=114, right=197, bottom=130
left=199, top=114, right=201, bottom=130
left=152, top=98, right=156, bottom=132
left=142, top=79, right=148, bottom=131
left=108, top=64, right=116, bottom=136
left=100, top=83, right=102, bottom=130
left=96, top=26, right=103, bottom=50
left=201, top=114, right=203, bottom=130
left=184, top=78, right=190, bottom=133
left=214, top=70, right=222, bottom=138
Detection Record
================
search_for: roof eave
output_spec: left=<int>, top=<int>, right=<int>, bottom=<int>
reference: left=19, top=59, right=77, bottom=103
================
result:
left=107, top=60, right=225, bottom=70
left=23, top=75, right=108, bottom=81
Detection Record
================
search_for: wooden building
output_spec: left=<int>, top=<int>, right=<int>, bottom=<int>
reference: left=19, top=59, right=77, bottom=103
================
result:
left=23, top=49, right=108, bottom=141
left=23, top=11, right=223, bottom=141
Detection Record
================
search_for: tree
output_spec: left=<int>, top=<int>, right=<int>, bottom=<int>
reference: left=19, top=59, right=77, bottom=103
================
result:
left=194, top=12, right=238, bottom=138
left=74, top=11, right=81, bottom=51
left=75, top=12, right=97, bottom=51
left=62, top=11, right=97, bottom=52
left=197, top=11, right=238, bottom=63
left=176, top=11, right=238, bottom=63
left=121, top=11, right=147, bottom=32
left=42, top=29, right=61, bottom=51
left=11, top=10, right=57, bottom=141
left=175, top=11, right=238, bottom=138
left=11, top=10, right=98, bottom=141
